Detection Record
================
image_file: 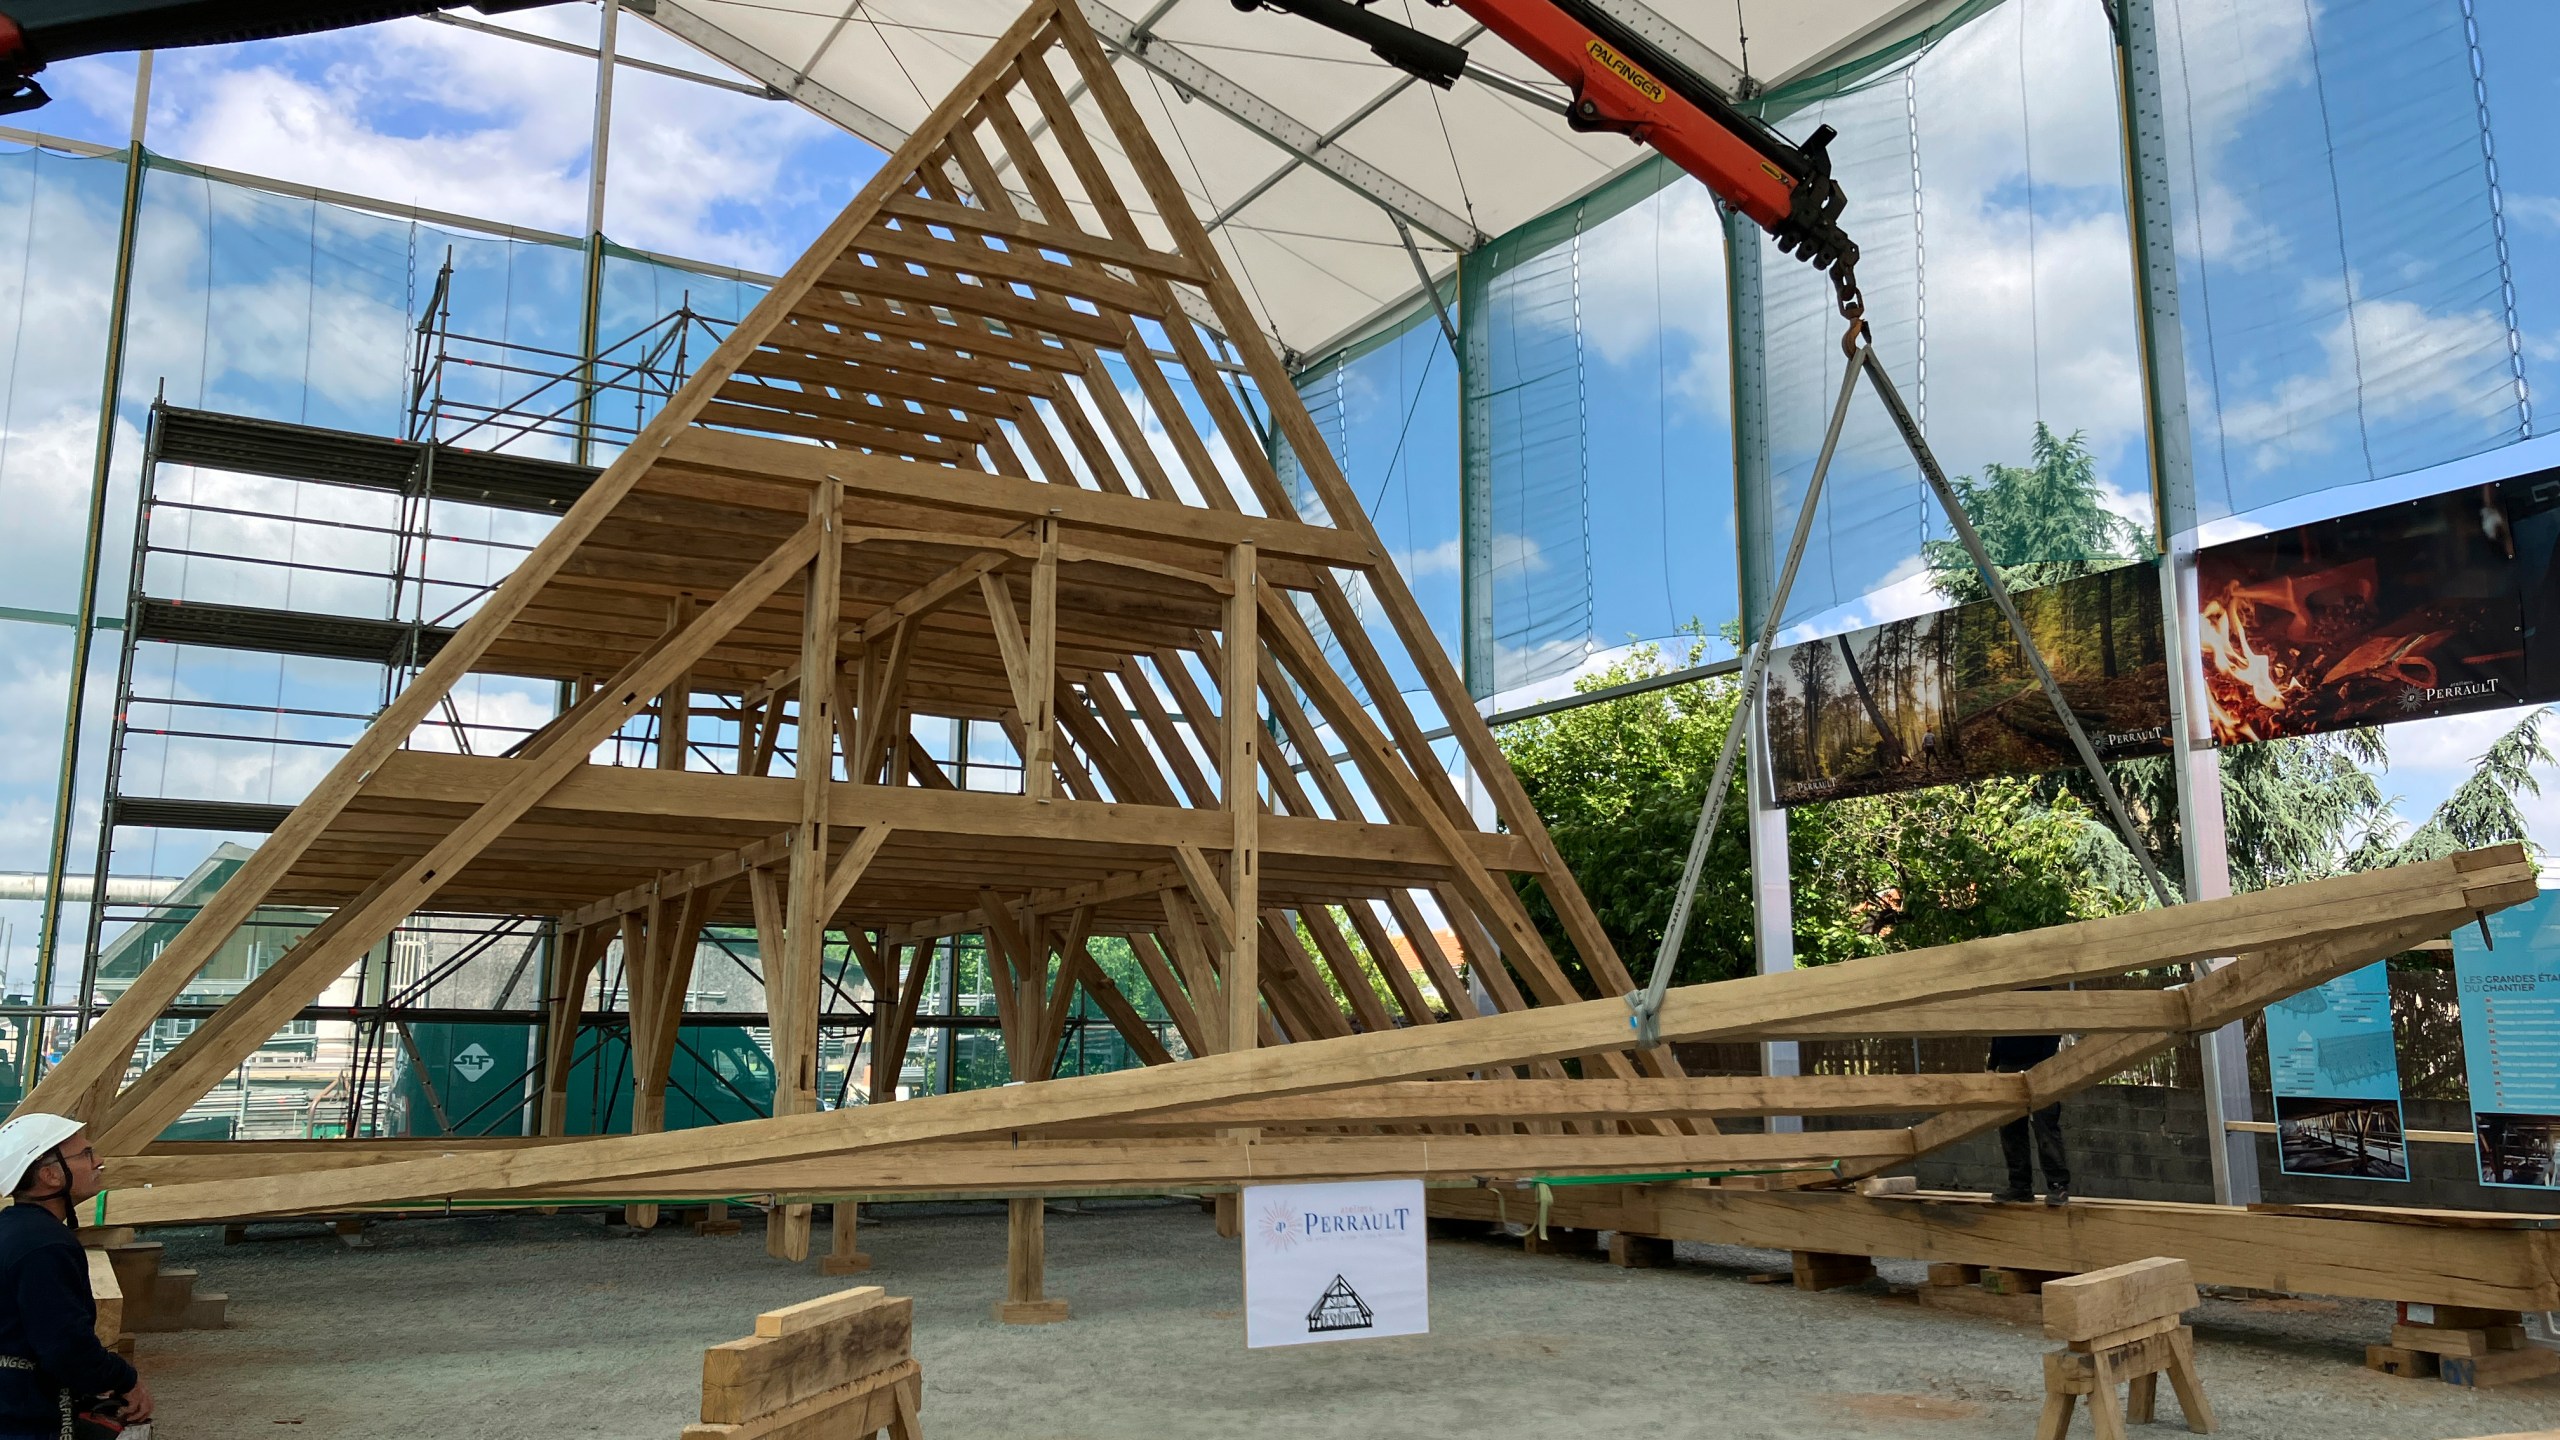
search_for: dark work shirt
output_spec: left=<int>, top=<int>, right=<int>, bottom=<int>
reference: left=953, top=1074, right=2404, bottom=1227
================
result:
left=0, top=1203, right=137, bottom=1432
left=1988, top=1033, right=2062, bottom=1071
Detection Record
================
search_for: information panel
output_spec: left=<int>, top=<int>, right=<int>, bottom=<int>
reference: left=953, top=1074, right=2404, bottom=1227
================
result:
left=2269, top=962, right=2410, bottom=1181
left=1241, top=1179, right=1428, bottom=1348
left=2455, top=890, right=2560, bottom=1188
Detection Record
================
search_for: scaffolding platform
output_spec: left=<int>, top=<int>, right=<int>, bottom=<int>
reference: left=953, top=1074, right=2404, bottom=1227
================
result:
left=153, top=406, right=599, bottom=515
left=134, top=598, right=455, bottom=668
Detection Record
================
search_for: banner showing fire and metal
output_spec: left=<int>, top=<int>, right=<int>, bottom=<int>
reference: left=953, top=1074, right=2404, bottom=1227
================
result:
left=1241, top=1179, right=1429, bottom=1348
left=1767, top=563, right=2168, bottom=805
left=2454, top=890, right=2560, bottom=1190
left=2197, top=484, right=2526, bottom=743
left=2269, top=963, right=2411, bottom=1182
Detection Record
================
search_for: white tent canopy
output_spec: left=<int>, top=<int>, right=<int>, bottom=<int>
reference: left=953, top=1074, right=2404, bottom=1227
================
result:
left=647, top=0, right=1974, bottom=361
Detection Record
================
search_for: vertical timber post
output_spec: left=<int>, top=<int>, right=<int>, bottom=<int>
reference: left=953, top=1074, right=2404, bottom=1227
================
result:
left=995, top=1196, right=1068, bottom=1323
left=1218, top=541, right=1259, bottom=1240
left=1222, top=542, right=1260, bottom=1053
left=771, top=478, right=841, bottom=1259
left=1724, top=206, right=1801, bottom=1127
left=2114, top=0, right=2257, bottom=1204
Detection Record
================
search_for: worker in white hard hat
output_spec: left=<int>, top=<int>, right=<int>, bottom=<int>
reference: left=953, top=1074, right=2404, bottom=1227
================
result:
left=0, top=1114, right=148, bottom=1437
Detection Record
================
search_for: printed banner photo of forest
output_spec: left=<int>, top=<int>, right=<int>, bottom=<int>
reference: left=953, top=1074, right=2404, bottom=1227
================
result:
left=1768, top=566, right=2169, bottom=805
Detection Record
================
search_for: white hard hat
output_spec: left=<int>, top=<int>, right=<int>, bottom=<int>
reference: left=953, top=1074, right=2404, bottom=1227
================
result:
left=0, top=1114, right=84, bottom=1195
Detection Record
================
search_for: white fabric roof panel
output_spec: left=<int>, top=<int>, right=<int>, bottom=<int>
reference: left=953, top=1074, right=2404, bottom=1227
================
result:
left=652, top=0, right=1975, bottom=361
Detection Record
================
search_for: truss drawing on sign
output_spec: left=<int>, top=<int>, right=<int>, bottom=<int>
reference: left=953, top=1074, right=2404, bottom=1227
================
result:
left=31, top=0, right=2540, bottom=1239
left=1308, top=1276, right=1373, bottom=1333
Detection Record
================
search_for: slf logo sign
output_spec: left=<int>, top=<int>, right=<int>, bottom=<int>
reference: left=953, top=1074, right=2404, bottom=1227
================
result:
left=1241, top=1179, right=1427, bottom=1348
left=452, top=1043, right=496, bottom=1083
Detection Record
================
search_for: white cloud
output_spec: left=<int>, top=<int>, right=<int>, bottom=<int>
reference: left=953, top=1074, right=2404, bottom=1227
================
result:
left=1573, top=180, right=1732, bottom=414
left=2508, top=194, right=2560, bottom=235
left=142, top=13, right=856, bottom=272
left=1395, top=537, right=1460, bottom=578
left=2217, top=296, right=2512, bottom=467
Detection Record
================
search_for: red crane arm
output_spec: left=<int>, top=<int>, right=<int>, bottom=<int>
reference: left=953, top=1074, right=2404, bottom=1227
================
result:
left=1448, top=0, right=1797, bottom=233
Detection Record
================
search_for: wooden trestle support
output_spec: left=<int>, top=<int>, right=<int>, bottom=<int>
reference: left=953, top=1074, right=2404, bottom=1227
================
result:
left=28, top=1, right=2540, bottom=1284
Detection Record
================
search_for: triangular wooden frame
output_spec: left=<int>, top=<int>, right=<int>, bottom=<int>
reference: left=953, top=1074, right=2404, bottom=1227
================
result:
left=42, top=0, right=1677, bottom=1163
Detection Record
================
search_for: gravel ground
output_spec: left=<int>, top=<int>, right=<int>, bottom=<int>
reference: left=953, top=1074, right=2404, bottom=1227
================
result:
left=124, top=1201, right=2560, bottom=1439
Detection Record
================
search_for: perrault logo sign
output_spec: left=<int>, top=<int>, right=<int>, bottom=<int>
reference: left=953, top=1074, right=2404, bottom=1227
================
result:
left=1242, top=1179, right=1430, bottom=1348
left=1251, top=1200, right=1413, bottom=1252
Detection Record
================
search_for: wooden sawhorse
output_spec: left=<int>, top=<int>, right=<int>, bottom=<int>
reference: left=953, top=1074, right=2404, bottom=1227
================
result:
left=2035, top=1257, right=2215, bottom=1439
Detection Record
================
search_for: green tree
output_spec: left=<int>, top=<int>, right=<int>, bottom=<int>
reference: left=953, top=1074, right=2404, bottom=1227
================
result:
left=1503, top=637, right=2137, bottom=995
left=2393, top=710, right=2553, bottom=863
left=1922, top=424, right=2149, bottom=604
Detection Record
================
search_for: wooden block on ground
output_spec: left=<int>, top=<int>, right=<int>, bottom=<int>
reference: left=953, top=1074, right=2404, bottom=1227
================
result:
left=1914, top=1282, right=2042, bottom=1326
left=1926, top=1263, right=1984, bottom=1289
left=691, top=1203, right=745, bottom=1237
left=220, top=1224, right=247, bottom=1246
left=702, top=1296, right=912, bottom=1424
left=1792, top=1250, right=1876, bottom=1291
left=2042, top=1257, right=2198, bottom=1343
left=133, top=1268, right=198, bottom=1332
left=755, top=1287, right=885, bottom=1339
left=2366, top=1344, right=2440, bottom=1379
left=819, top=1253, right=873, bottom=1276
left=992, top=1298, right=1071, bottom=1325
left=101, top=1243, right=161, bottom=1321
left=1608, top=1232, right=1674, bottom=1269
left=180, top=1293, right=227, bottom=1330
left=2393, top=1323, right=2494, bottom=1357
left=1983, top=1266, right=2067, bottom=1297
left=1213, top=1191, right=1241, bottom=1239
left=683, top=1358, right=919, bottom=1439
left=2441, top=1347, right=2560, bottom=1389
left=1521, top=1227, right=1600, bottom=1257
left=2403, top=1304, right=2526, bottom=1330
left=1857, top=1175, right=1919, bottom=1196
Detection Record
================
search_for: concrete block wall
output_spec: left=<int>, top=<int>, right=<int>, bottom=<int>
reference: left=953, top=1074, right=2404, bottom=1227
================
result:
left=1852, top=1085, right=2559, bottom=1216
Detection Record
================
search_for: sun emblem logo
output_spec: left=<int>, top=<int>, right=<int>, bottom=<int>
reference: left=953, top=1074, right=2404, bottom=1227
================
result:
left=1256, top=1202, right=1298, bottom=1250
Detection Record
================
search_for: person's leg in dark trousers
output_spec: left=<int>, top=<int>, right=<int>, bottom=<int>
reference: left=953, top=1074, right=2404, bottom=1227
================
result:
left=2030, top=1102, right=2069, bottom=1201
left=1997, top=1114, right=2036, bottom=1201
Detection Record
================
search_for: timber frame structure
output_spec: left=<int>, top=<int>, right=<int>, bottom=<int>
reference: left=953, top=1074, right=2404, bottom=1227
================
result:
left=32, top=1, right=2542, bottom=1243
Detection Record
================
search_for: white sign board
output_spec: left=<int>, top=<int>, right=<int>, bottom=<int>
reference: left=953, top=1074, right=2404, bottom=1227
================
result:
left=1241, top=1179, right=1428, bottom=1348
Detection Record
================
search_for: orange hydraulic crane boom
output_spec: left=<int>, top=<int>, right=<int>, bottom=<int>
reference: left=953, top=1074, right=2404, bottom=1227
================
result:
left=1235, top=0, right=1867, bottom=347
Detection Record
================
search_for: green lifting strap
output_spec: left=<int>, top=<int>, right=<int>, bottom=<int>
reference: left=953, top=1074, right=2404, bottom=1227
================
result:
left=1523, top=1163, right=1844, bottom=1238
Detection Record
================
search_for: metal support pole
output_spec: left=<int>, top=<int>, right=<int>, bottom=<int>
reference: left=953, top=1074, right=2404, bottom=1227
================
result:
left=575, top=0, right=620, bottom=467
left=1457, top=255, right=1493, bottom=698
left=1724, top=208, right=1798, bottom=1115
left=1744, top=719, right=1799, bottom=1132
left=30, top=52, right=151, bottom=1088
left=2114, top=0, right=2257, bottom=1203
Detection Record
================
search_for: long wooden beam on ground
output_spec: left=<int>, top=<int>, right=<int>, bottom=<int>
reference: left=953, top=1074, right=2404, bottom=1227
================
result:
left=114, top=1131, right=1906, bottom=1210
left=85, top=850, right=2531, bottom=1224
left=1428, top=1185, right=2560, bottom=1313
